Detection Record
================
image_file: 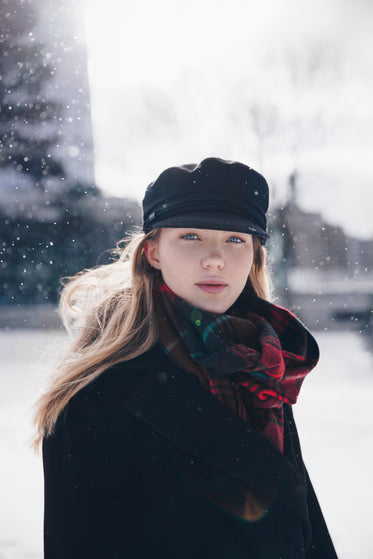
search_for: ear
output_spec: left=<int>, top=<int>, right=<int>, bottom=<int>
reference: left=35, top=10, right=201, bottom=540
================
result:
left=143, top=240, right=162, bottom=270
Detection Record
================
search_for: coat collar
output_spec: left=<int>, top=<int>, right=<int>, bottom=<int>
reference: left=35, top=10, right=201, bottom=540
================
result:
left=122, top=344, right=309, bottom=527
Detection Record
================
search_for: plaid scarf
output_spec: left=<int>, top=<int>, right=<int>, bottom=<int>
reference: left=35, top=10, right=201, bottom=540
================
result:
left=154, top=280, right=319, bottom=452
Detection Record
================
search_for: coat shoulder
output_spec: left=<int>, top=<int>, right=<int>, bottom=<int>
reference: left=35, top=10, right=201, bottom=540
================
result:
left=60, top=343, right=168, bottom=423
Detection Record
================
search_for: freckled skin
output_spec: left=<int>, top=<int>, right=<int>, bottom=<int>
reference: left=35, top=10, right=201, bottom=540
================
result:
left=145, top=228, right=254, bottom=313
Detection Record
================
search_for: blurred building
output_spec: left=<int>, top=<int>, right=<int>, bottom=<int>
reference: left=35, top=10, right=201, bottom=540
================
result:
left=0, top=1, right=143, bottom=310
left=270, top=174, right=373, bottom=331
left=31, top=0, right=94, bottom=190
left=0, top=0, right=94, bottom=210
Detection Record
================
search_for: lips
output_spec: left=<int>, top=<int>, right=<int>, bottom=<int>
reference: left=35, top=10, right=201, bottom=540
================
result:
left=196, top=278, right=227, bottom=294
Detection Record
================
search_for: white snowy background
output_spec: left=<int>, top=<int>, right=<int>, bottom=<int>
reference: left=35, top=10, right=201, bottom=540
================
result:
left=0, top=327, right=372, bottom=558
left=1, top=0, right=373, bottom=557
left=85, top=0, right=373, bottom=239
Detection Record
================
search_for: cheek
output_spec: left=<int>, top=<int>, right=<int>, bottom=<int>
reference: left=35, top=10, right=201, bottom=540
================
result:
left=248, top=253, right=255, bottom=270
left=233, top=251, right=253, bottom=273
left=164, top=267, right=179, bottom=279
left=163, top=247, right=195, bottom=269
left=238, top=255, right=254, bottom=286
left=247, top=255, right=254, bottom=276
left=157, top=249, right=184, bottom=281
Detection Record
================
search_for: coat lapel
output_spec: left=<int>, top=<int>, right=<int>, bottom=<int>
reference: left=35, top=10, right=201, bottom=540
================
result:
left=122, top=345, right=309, bottom=527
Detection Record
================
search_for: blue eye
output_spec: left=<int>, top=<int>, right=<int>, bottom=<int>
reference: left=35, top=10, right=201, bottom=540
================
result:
left=227, top=236, right=244, bottom=243
left=180, top=233, right=199, bottom=240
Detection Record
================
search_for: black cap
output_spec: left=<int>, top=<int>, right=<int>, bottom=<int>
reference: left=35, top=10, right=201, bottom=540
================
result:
left=142, top=157, right=270, bottom=244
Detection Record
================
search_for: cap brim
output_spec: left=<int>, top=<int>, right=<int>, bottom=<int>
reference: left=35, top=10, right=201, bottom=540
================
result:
left=144, top=212, right=269, bottom=244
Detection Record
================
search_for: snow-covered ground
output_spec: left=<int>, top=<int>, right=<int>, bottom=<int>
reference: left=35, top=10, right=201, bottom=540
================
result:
left=0, top=328, right=372, bottom=558
left=0, top=329, right=68, bottom=559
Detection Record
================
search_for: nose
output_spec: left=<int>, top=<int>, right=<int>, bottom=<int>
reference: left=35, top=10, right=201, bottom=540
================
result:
left=201, top=247, right=224, bottom=270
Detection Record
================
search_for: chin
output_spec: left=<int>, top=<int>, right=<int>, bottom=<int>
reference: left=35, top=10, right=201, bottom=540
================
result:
left=196, top=301, right=231, bottom=314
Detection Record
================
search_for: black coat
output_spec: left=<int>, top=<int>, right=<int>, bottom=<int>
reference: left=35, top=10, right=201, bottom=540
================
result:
left=43, top=343, right=338, bottom=559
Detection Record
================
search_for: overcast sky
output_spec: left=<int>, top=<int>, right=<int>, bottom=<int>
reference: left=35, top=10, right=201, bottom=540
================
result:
left=84, top=0, right=373, bottom=238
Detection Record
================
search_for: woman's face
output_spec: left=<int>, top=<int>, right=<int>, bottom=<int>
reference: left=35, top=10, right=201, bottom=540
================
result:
left=145, top=228, right=254, bottom=313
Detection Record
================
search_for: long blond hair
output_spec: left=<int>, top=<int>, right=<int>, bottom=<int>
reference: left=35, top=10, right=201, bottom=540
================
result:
left=33, top=229, right=272, bottom=449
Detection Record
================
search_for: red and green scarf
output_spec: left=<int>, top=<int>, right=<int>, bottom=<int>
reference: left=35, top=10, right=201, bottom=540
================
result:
left=153, top=280, right=319, bottom=452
